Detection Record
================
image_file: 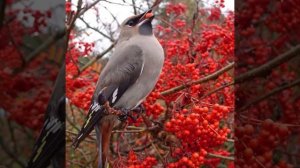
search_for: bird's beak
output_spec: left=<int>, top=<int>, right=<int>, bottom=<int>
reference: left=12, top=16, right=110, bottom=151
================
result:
left=138, top=9, right=154, bottom=23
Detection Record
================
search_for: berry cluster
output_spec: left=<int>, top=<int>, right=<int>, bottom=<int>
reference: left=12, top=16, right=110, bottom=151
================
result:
left=126, top=151, right=157, bottom=168
left=235, top=0, right=299, bottom=166
left=66, top=1, right=235, bottom=167
left=0, top=4, right=59, bottom=131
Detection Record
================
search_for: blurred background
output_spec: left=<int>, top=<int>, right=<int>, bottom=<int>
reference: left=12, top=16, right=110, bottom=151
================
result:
left=0, top=0, right=65, bottom=167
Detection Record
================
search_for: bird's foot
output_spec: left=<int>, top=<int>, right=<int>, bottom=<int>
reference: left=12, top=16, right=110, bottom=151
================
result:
left=116, top=109, right=131, bottom=121
left=132, top=104, right=145, bottom=113
left=103, top=102, right=136, bottom=121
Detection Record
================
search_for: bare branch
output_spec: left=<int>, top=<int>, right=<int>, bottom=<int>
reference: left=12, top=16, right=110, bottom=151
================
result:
left=160, top=62, right=234, bottom=96
left=0, top=1, right=4, bottom=27
left=131, top=0, right=137, bottom=15
left=207, top=153, right=234, bottom=161
left=201, top=82, right=234, bottom=98
left=13, top=30, right=66, bottom=74
left=103, top=6, right=120, bottom=27
left=151, top=0, right=163, bottom=10
left=235, top=44, right=300, bottom=83
left=202, top=44, right=300, bottom=98
left=79, top=0, right=102, bottom=16
left=0, top=138, right=26, bottom=168
left=79, top=17, right=115, bottom=42
left=238, top=78, right=300, bottom=112
left=77, top=42, right=115, bottom=74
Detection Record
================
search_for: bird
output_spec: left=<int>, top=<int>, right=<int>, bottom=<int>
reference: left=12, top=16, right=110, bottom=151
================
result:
left=26, top=64, right=65, bottom=168
left=72, top=9, right=164, bottom=168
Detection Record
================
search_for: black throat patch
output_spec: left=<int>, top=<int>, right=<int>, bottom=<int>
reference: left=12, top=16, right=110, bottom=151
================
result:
left=139, top=20, right=153, bottom=36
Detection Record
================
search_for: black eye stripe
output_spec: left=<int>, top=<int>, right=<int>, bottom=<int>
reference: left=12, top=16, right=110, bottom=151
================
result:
left=127, top=20, right=134, bottom=26
left=125, top=17, right=140, bottom=26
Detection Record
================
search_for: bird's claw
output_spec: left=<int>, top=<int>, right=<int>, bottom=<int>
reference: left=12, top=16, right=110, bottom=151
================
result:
left=117, top=109, right=138, bottom=122
left=132, top=104, right=145, bottom=113
left=104, top=102, right=144, bottom=122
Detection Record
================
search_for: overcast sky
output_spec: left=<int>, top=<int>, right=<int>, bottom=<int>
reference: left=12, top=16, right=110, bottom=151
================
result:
left=13, top=0, right=233, bottom=54
left=72, top=0, right=234, bottom=55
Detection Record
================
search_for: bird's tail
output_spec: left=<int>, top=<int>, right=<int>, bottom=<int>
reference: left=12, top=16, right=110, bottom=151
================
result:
left=95, top=115, right=116, bottom=168
left=26, top=121, right=65, bottom=168
left=72, top=101, right=105, bottom=149
left=95, top=125, right=103, bottom=168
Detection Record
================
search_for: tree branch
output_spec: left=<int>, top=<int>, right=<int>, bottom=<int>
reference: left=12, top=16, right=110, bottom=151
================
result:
left=150, top=0, right=163, bottom=9
left=26, top=30, right=66, bottom=62
left=65, top=0, right=83, bottom=47
left=207, top=153, right=234, bottom=161
left=201, top=82, right=234, bottom=98
left=79, top=0, right=102, bottom=16
left=0, top=0, right=5, bottom=28
left=235, top=44, right=300, bottom=84
left=77, top=42, right=115, bottom=74
left=238, top=78, right=300, bottom=112
left=79, top=17, right=115, bottom=42
left=13, top=30, right=66, bottom=74
left=131, top=0, right=137, bottom=15
left=0, top=138, right=26, bottom=168
left=202, top=44, right=300, bottom=98
left=160, top=62, right=234, bottom=96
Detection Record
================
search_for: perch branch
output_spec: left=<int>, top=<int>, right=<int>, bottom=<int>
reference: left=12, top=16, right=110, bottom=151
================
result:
left=160, top=62, right=234, bottom=96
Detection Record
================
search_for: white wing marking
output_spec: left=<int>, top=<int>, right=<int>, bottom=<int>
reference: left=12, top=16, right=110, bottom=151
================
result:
left=112, top=88, right=118, bottom=103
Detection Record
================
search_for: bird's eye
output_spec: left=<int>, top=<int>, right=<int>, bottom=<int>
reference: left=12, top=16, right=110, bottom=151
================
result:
left=127, top=20, right=135, bottom=27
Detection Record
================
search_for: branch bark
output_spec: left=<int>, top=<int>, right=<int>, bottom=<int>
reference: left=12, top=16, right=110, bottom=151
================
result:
left=25, top=30, right=66, bottom=63
left=235, top=44, right=300, bottom=84
left=207, top=153, right=234, bottom=161
left=0, top=138, right=26, bottom=168
left=79, top=17, right=115, bottom=42
left=79, top=0, right=102, bottom=16
left=13, top=30, right=66, bottom=74
left=238, top=78, right=300, bottom=112
left=160, top=62, right=234, bottom=96
left=0, top=0, right=5, bottom=28
left=202, top=44, right=300, bottom=98
left=77, top=42, right=115, bottom=74
left=131, top=0, right=137, bottom=15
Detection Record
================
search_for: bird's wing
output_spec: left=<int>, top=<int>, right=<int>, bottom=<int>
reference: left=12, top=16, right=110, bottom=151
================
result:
left=27, top=65, right=65, bottom=168
left=72, top=45, right=144, bottom=148
left=27, top=99, right=65, bottom=168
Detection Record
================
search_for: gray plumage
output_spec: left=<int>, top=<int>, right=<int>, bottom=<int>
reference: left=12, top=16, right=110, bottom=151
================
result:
left=72, top=10, right=164, bottom=168
left=97, top=33, right=164, bottom=109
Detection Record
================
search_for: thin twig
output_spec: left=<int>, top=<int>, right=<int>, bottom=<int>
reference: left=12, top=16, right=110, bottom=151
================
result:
left=201, top=82, right=234, bottom=98
left=207, top=153, right=234, bottom=161
left=0, top=139, right=26, bottom=167
left=0, top=0, right=5, bottom=28
left=77, top=42, right=115, bottom=74
left=103, top=6, right=120, bottom=27
left=235, top=44, right=300, bottom=84
left=238, top=115, right=300, bottom=127
left=131, top=0, right=137, bottom=15
left=203, top=44, right=300, bottom=98
left=151, top=141, right=165, bottom=165
left=160, top=62, right=234, bottom=95
left=13, top=30, right=66, bottom=74
left=26, top=31, right=66, bottom=63
left=150, top=0, right=163, bottom=9
left=66, top=0, right=83, bottom=46
left=79, top=17, right=115, bottom=42
left=238, top=78, right=300, bottom=112
left=79, top=0, right=102, bottom=17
